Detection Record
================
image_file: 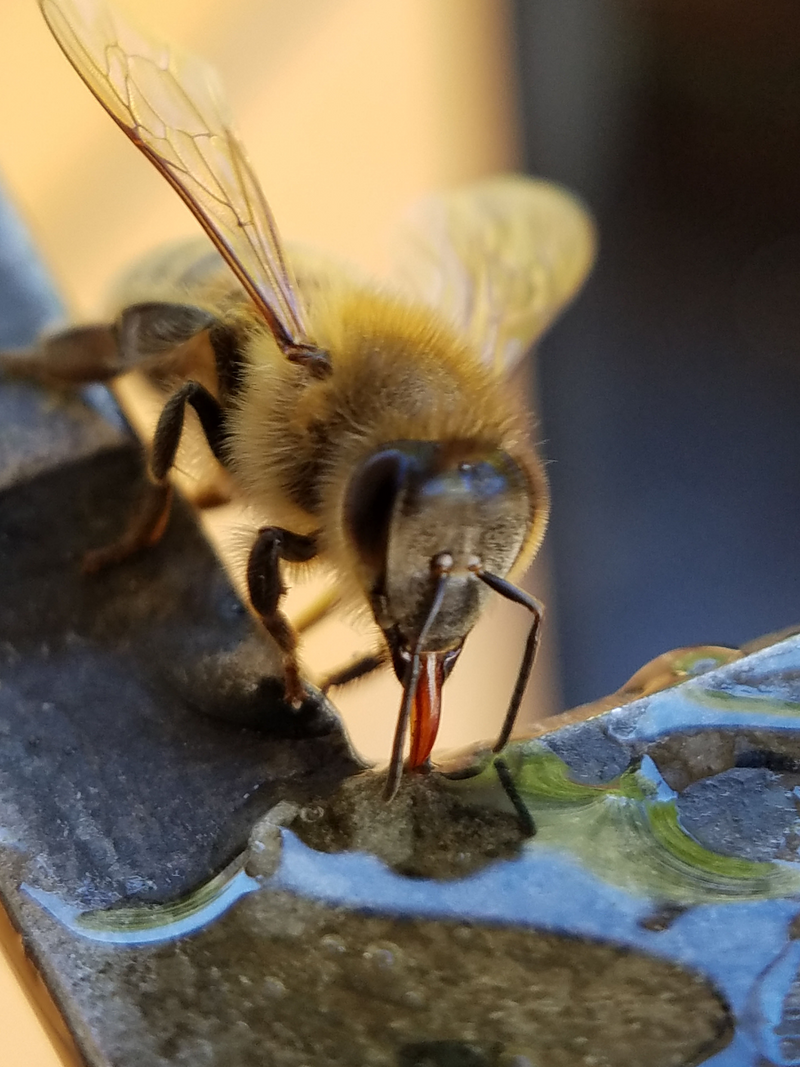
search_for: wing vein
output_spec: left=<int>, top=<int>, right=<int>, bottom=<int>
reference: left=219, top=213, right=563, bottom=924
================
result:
left=39, top=0, right=314, bottom=355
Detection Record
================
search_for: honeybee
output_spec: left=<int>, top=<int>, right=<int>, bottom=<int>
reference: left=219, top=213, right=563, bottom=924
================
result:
left=4, top=0, right=595, bottom=797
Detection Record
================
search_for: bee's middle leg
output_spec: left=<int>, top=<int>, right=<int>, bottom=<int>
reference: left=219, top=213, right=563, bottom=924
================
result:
left=84, top=380, right=226, bottom=572
left=247, top=527, right=319, bottom=707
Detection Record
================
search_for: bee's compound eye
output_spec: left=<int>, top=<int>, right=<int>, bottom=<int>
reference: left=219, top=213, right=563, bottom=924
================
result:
left=343, top=449, right=409, bottom=573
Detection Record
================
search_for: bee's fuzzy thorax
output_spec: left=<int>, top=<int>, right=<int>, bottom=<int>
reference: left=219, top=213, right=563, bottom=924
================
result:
left=227, top=283, right=540, bottom=609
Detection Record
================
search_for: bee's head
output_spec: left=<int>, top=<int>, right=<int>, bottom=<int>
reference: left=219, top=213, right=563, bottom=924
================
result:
left=343, top=439, right=544, bottom=774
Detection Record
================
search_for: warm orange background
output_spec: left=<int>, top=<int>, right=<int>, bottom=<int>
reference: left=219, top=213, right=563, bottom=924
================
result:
left=1, top=0, right=520, bottom=303
left=0, top=2, right=558, bottom=1062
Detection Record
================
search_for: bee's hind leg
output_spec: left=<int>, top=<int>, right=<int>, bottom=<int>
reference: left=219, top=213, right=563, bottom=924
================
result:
left=84, top=380, right=226, bottom=572
left=247, top=527, right=319, bottom=707
left=2, top=311, right=230, bottom=572
left=0, top=322, right=173, bottom=572
left=1, top=304, right=218, bottom=386
left=0, top=324, right=123, bottom=385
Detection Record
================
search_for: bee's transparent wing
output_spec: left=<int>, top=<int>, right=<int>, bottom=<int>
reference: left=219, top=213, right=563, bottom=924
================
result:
left=39, top=0, right=311, bottom=353
left=286, top=244, right=372, bottom=317
left=396, top=175, right=596, bottom=375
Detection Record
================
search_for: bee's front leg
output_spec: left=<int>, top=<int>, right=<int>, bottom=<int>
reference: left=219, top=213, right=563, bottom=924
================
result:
left=246, top=527, right=319, bottom=707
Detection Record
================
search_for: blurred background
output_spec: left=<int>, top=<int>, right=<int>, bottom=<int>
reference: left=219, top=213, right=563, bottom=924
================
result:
left=2, top=0, right=800, bottom=1061
left=515, top=0, right=800, bottom=706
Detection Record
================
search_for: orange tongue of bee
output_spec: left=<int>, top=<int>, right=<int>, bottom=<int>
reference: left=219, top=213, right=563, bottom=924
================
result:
left=408, top=652, right=444, bottom=768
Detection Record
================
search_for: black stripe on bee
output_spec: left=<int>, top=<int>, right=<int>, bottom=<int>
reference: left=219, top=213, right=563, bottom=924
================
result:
left=209, top=322, right=246, bottom=400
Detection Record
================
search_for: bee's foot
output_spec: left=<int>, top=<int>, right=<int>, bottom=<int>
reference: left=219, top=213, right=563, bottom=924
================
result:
left=268, top=678, right=343, bottom=738
left=283, top=665, right=306, bottom=709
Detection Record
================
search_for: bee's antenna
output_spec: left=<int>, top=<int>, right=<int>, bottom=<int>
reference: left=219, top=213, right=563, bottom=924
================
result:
left=384, top=554, right=452, bottom=801
left=471, top=567, right=544, bottom=753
